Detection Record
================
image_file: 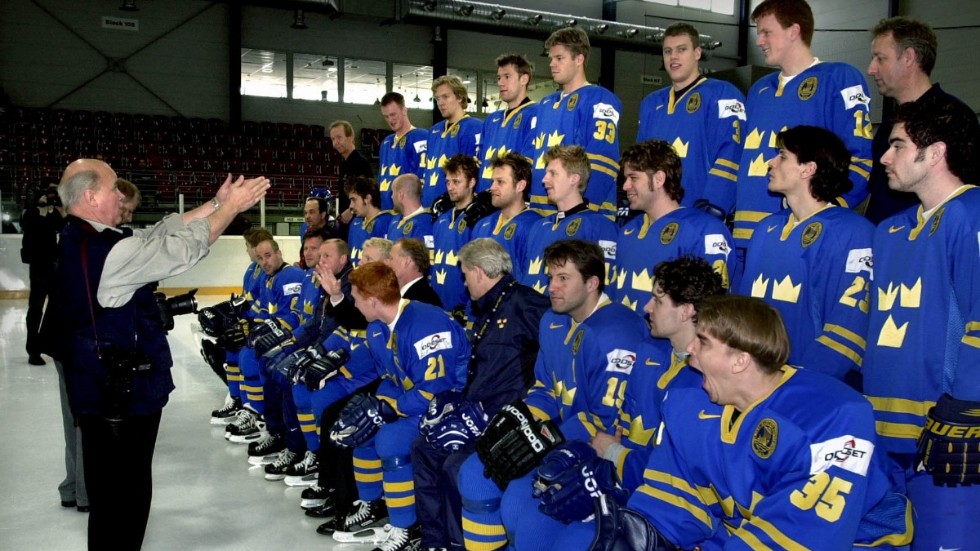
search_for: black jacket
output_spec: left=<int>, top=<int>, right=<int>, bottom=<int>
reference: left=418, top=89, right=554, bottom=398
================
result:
left=404, top=277, right=443, bottom=308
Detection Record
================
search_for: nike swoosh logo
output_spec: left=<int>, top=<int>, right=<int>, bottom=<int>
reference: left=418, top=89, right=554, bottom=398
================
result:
left=698, top=410, right=721, bottom=420
left=656, top=105, right=664, bottom=111
left=549, top=323, right=564, bottom=329
left=888, top=225, right=906, bottom=233
left=767, top=225, right=778, bottom=232
left=624, top=229, right=636, bottom=235
left=939, top=547, right=961, bottom=551
left=372, top=332, right=383, bottom=337
left=645, top=359, right=658, bottom=366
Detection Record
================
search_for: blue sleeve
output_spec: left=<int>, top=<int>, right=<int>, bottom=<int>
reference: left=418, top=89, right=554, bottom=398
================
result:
left=828, top=65, right=873, bottom=209
left=702, top=85, right=745, bottom=214
left=577, top=91, right=622, bottom=219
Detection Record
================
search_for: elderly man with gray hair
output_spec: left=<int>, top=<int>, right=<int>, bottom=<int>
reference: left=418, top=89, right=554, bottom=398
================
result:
left=411, top=238, right=550, bottom=550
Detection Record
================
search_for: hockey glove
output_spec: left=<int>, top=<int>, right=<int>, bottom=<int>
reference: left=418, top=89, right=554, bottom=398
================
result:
left=476, top=399, right=564, bottom=489
left=462, top=190, right=498, bottom=227
left=537, top=454, right=629, bottom=524
left=253, top=321, right=296, bottom=358
left=431, top=192, right=453, bottom=220
left=299, top=347, right=350, bottom=391
left=197, top=294, right=248, bottom=337
left=589, top=494, right=672, bottom=551
left=219, top=318, right=250, bottom=351
left=916, top=393, right=980, bottom=485
left=425, top=400, right=489, bottom=452
left=329, top=394, right=399, bottom=448
left=420, top=390, right=467, bottom=438
left=532, top=440, right=597, bottom=498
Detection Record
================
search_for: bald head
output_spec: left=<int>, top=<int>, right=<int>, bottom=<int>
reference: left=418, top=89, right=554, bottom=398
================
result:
left=60, top=158, right=122, bottom=226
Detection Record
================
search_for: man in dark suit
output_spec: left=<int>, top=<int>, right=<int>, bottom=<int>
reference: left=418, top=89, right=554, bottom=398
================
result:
left=387, top=238, right=442, bottom=308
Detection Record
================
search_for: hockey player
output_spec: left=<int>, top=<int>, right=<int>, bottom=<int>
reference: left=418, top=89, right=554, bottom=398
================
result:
left=529, top=27, right=621, bottom=219
left=733, top=0, right=872, bottom=272
left=577, top=295, right=912, bottom=550
left=324, top=262, right=471, bottom=551
left=421, top=75, right=482, bottom=207
left=503, top=257, right=725, bottom=551
left=387, top=174, right=434, bottom=249
left=523, top=145, right=618, bottom=295
left=478, top=54, right=537, bottom=193
left=377, top=92, right=428, bottom=211
left=614, top=140, right=735, bottom=313
left=470, top=152, right=541, bottom=286
left=864, top=101, right=980, bottom=551
left=739, top=125, right=873, bottom=383
left=412, top=238, right=550, bottom=550
left=346, top=177, right=392, bottom=265
left=457, top=240, right=646, bottom=550
left=637, top=23, right=745, bottom=216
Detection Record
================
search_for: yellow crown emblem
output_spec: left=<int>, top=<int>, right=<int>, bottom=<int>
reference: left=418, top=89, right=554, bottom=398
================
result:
left=876, top=314, right=908, bottom=348
left=483, top=145, right=497, bottom=163
left=749, top=153, right=769, bottom=177
left=628, top=416, right=656, bottom=446
left=615, top=269, right=628, bottom=291
left=771, top=275, right=801, bottom=303
left=434, top=250, right=445, bottom=265
left=631, top=269, right=654, bottom=292
left=532, top=281, right=548, bottom=294
left=529, top=257, right=543, bottom=275
left=390, top=165, right=401, bottom=176
left=745, top=128, right=765, bottom=150
left=877, top=279, right=921, bottom=311
left=445, top=250, right=459, bottom=266
left=671, top=137, right=690, bottom=159
left=750, top=274, right=769, bottom=298
left=621, top=296, right=638, bottom=311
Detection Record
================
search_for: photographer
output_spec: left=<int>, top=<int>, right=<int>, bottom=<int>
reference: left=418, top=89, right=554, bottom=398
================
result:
left=20, top=181, right=65, bottom=366
left=43, top=158, right=268, bottom=550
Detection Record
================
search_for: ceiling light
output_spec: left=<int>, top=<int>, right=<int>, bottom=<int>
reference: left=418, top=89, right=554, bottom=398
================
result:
left=624, top=28, right=639, bottom=38
left=422, top=0, right=437, bottom=11
left=457, top=4, right=474, bottom=16
left=563, top=19, right=577, bottom=27
left=528, top=14, right=542, bottom=25
left=119, top=0, right=138, bottom=11
left=594, top=24, right=609, bottom=34
left=291, top=9, right=308, bottom=30
left=491, top=8, right=505, bottom=20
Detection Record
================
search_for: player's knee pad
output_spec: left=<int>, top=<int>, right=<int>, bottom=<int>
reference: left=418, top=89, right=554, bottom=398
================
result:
left=381, top=454, right=412, bottom=471
left=462, top=496, right=501, bottom=514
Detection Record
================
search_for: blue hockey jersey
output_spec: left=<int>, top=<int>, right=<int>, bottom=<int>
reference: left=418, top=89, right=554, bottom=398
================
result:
left=378, top=127, right=429, bottom=211
left=387, top=208, right=435, bottom=251
left=523, top=205, right=618, bottom=295
left=470, top=208, right=542, bottom=287
left=421, top=116, right=483, bottom=206
left=349, top=210, right=394, bottom=265
left=478, top=101, right=537, bottom=192
left=430, top=207, right=472, bottom=310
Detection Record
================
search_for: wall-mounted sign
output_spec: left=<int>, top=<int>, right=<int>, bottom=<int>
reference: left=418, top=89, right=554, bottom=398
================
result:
left=101, top=16, right=139, bottom=31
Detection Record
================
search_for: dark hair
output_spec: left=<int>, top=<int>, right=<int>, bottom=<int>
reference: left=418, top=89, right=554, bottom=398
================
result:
left=347, top=176, right=381, bottom=209
left=696, top=295, right=790, bottom=374
left=350, top=261, right=400, bottom=305
left=243, top=227, right=274, bottom=247
left=303, top=227, right=330, bottom=243
left=775, top=126, right=852, bottom=202
left=892, top=100, right=978, bottom=184
left=395, top=238, right=431, bottom=274
left=544, top=239, right=606, bottom=292
left=443, top=154, right=480, bottom=184
left=305, top=196, right=329, bottom=214
left=496, top=53, right=533, bottom=80
left=752, top=0, right=814, bottom=47
left=381, top=92, right=406, bottom=108
left=664, top=22, right=700, bottom=48
left=620, top=140, right=684, bottom=203
left=654, top=256, right=724, bottom=306
left=490, top=152, right=533, bottom=200
left=545, top=27, right=591, bottom=61
left=872, top=16, right=937, bottom=76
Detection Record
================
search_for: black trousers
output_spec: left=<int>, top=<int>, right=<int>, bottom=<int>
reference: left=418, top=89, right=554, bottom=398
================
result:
left=411, top=439, right=473, bottom=548
left=316, top=378, right=381, bottom=510
left=79, top=412, right=162, bottom=551
left=26, top=262, right=53, bottom=356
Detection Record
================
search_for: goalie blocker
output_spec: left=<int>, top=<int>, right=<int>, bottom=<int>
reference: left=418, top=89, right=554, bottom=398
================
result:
left=476, top=399, right=564, bottom=489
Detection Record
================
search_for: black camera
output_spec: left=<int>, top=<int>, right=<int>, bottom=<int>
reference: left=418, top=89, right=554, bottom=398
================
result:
left=100, top=346, right=153, bottom=431
left=155, top=288, right=198, bottom=332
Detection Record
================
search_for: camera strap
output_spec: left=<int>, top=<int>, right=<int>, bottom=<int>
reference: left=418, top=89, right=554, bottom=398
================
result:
left=79, top=235, right=104, bottom=358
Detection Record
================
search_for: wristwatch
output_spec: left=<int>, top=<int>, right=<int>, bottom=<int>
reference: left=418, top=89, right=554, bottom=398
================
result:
left=210, top=197, right=221, bottom=212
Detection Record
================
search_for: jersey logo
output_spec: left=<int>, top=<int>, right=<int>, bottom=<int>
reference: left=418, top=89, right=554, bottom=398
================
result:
left=808, top=435, right=874, bottom=476
left=801, top=221, right=822, bottom=248
left=844, top=248, right=873, bottom=275
left=571, top=330, right=585, bottom=355
left=698, top=410, right=721, bottom=420
left=414, top=331, right=453, bottom=359
left=660, top=222, right=679, bottom=245
left=752, top=418, right=779, bottom=459
left=798, top=77, right=818, bottom=101
left=605, top=349, right=636, bottom=374
left=624, top=228, right=636, bottom=235
left=549, top=322, right=564, bottom=330
left=685, top=92, right=702, bottom=114
left=403, top=220, right=414, bottom=234
left=414, top=140, right=427, bottom=154
left=566, top=217, right=582, bottom=237
left=513, top=113, right=523, bottom=129
left=840, top=84, right=870, bottom=110
left=598, top=240, right=617, bottom=260
left=458, top=218, right=467, bottom=233
left=704, top=234, right=730, bottom=256
left=568, top=94, right=579, bottom=111
left=593, top=102, right=621, bottom=124
left=282, top=282, right=303, bottom=296
left=504, top=223, right=517, bottom=240
left=929, top=207, right=945, bottom=236
left=767, top=224, right=779, bottom=233
left=450, top=124, right=460, bottom=138
left=888, top=225, right=906, bottom=233
left=717, top=98, right=747, bottom=121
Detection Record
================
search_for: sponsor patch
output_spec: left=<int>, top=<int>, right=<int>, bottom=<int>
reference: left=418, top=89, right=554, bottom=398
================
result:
left=282, top=282, right=302, bottom=296
left=845, top=248, right=873, bottom=275
left=414, top=331, right=453, bottom=359
left=424, top=234, right=435, bottom=249
left=704, top=234, right=730, bottom=256
left=598, top=240, right=617, bottom=260
left=605, top=349, right=636, bottom=374
left=530, top=115, right=538, bottom=130
left=809, top=435, right=874, bottom=476
left=414, top=140, right=427, bottom=154
left=474, top=132, right=482, bottom=145
left=593, top=103, right=621, bottom=124
left=840, top=85, right=871, bottom=110
left=718, top=98, right=747, bottom=121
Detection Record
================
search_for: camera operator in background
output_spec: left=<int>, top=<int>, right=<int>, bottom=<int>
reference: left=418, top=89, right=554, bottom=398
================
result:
left=20, top=181, right=65, bottom=366
left=42, top=158, right=269, bottom=550
left=116, top=178, right=140, bottom=226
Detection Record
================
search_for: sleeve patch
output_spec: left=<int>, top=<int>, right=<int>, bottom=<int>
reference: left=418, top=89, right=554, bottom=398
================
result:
left=809, top=435, right=874, bottom=476
left=414, top=331, right=453, bottom=359
left=282, top=282, right=303, bottom=296
left=606, top=349, right=636, bottom=374
left=474, top=132, right=482, bottom=145
left=530, top=115, right=538, bottom=130
left=717, top=99, right=747, bottom=121
left=414, top=140, right=427, bottom=154
left=840, top=85, right=871, bottom=110
left=598, top=240, right=617, bottom=260
left=704, top=234, right=731, bottom=257
left=593, top=103, right=621, bottom=125
left=845, top=248, right=874, bottom=275
left=424, top=234, right=435, bottom=249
